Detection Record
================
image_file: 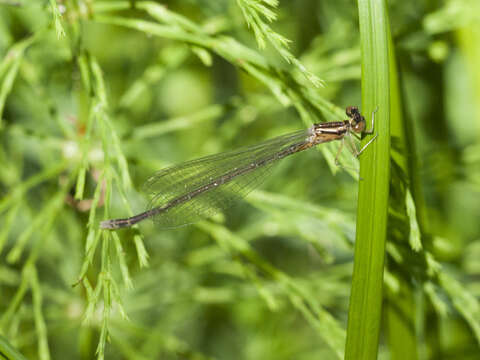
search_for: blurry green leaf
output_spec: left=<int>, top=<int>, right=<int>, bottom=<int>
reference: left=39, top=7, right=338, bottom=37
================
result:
left=406, top=189, right=422, bottom=251
left=49, top=0, right=66, bottom=39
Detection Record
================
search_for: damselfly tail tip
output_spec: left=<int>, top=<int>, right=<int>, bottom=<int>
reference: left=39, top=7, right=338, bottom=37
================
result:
left=100, top=217, right=136, bottom=229
left=100, top=219, right=116, bottom=230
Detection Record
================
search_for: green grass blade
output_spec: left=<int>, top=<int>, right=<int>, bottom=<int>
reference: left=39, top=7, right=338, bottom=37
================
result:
left=345, top=1, right=391, bottom=359
left=384, top=24, right=421, bottom=360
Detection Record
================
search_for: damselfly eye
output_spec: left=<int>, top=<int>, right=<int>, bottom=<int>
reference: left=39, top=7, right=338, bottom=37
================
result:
left=346, top=106, right=359, bottom=117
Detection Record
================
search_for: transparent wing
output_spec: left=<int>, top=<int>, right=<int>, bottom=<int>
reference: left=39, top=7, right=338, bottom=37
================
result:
left=143, top=128, right=311, bottom=228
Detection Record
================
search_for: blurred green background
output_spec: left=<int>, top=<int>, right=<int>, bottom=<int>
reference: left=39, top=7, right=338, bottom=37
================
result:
left=0, top=0, right=479, bottom=359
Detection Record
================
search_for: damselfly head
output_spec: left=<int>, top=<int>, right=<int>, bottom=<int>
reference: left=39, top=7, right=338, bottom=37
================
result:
left=346, top=106, right=359, bottom=117
left=346, top=106, right=366, bottom=133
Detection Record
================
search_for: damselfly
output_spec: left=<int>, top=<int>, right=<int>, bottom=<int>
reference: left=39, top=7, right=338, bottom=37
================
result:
left=100, top=106, right=377, bottom=229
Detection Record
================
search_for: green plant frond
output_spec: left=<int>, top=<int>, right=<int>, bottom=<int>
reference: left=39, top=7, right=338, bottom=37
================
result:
left=236, top=0, right=323, bottom=87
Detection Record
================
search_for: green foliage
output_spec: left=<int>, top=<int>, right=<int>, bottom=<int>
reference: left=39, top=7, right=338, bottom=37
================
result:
left=0, top=1, right=479, bottom=359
